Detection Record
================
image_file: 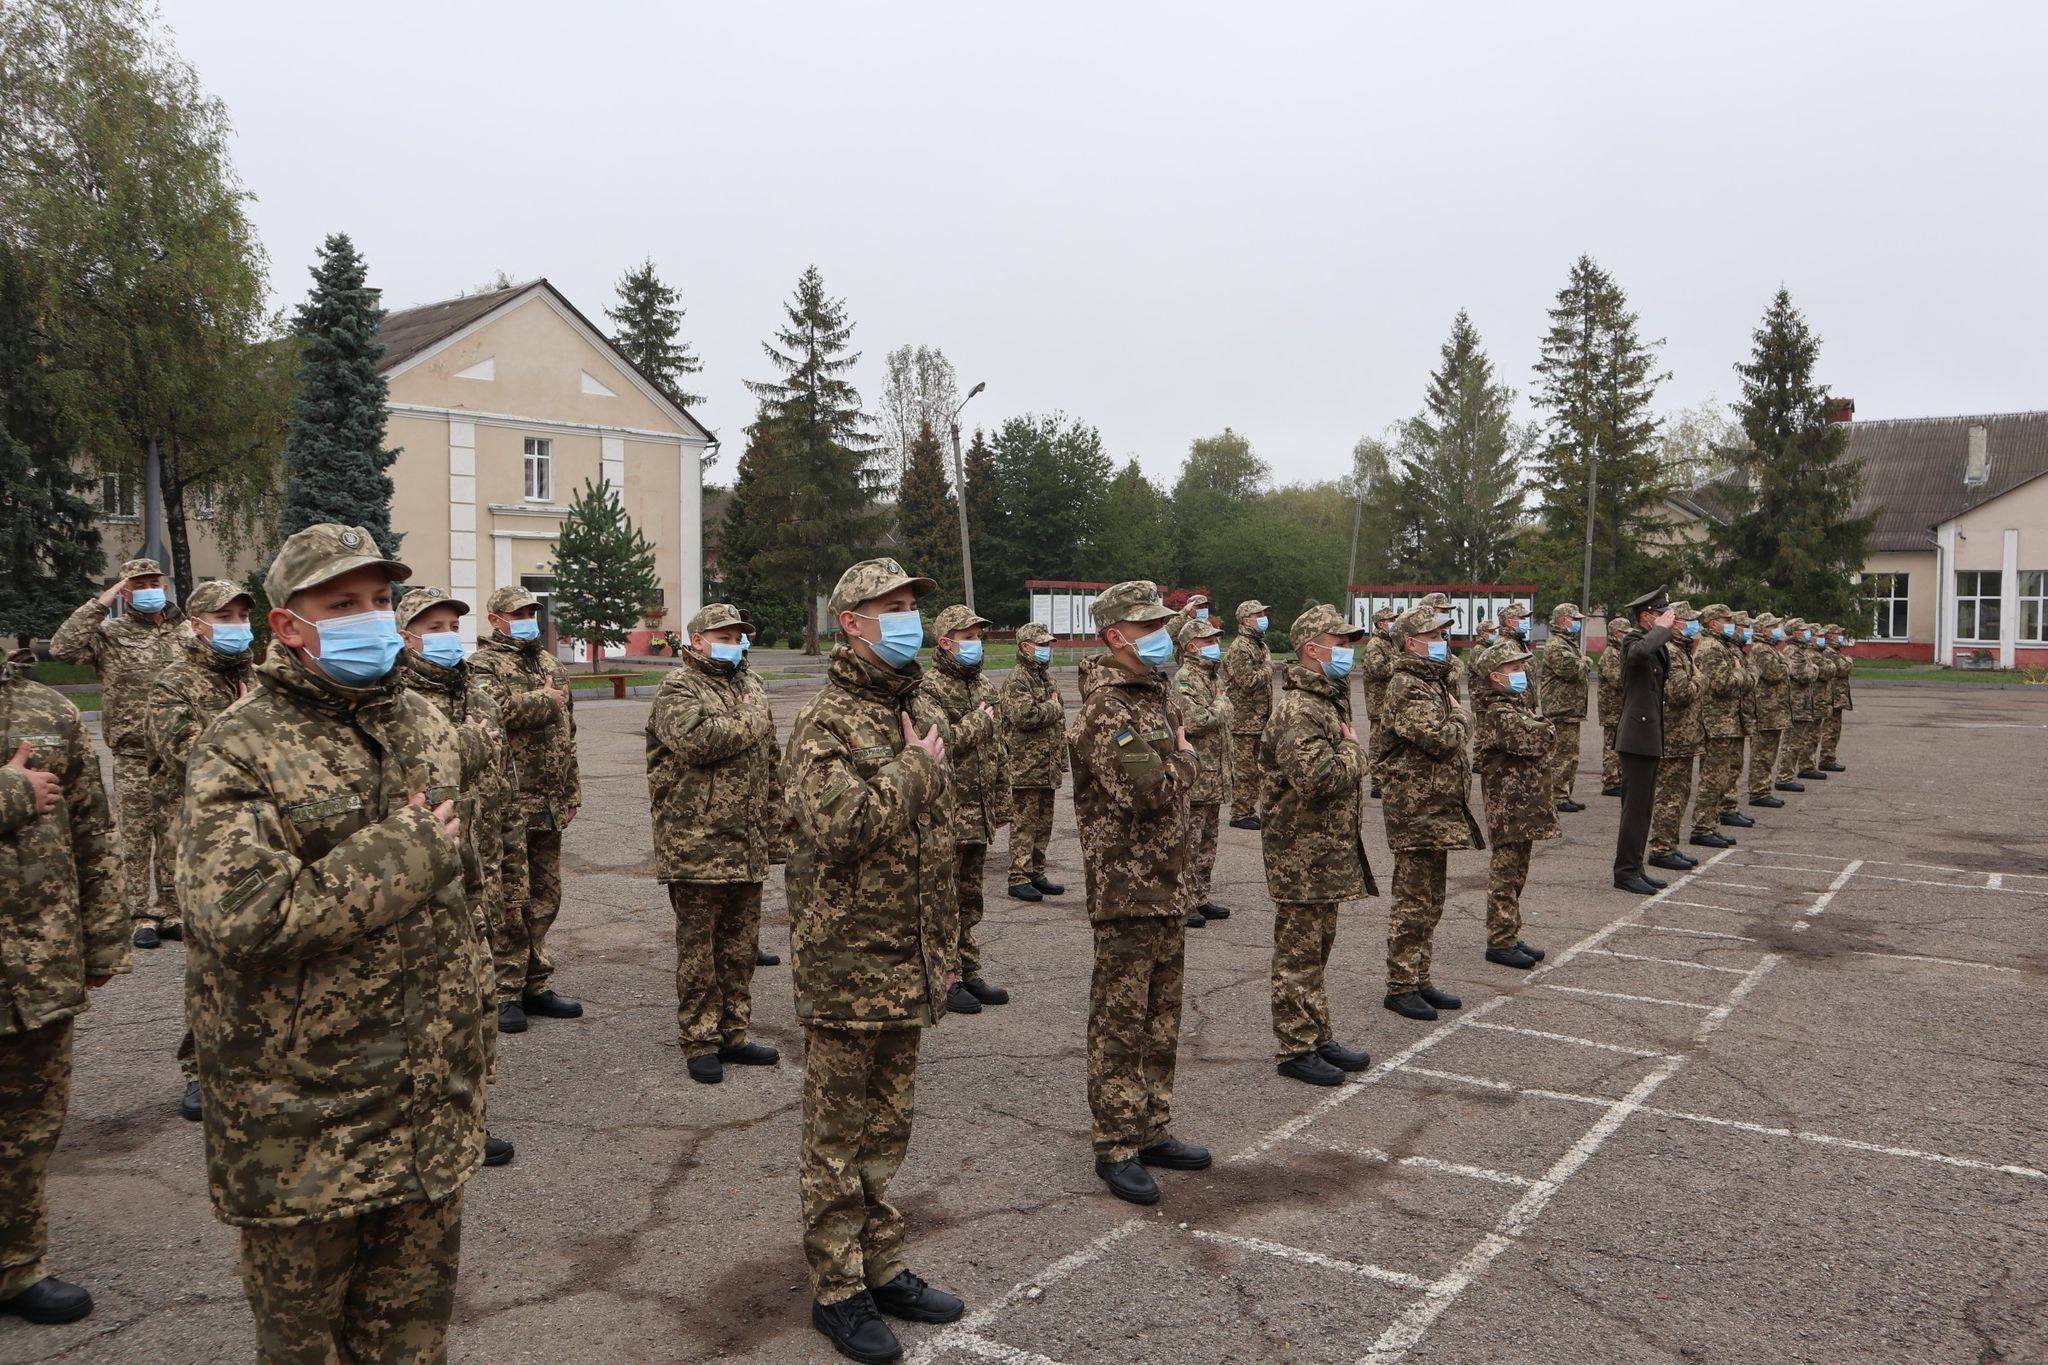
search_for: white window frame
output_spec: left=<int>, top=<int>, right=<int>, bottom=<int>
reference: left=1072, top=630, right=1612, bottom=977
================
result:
left=1955, top=569, right=2002, bottom=643
left=522, top=437, right=553, bottom=503
left=2019, top=569, right=2048, bottom=644
left=1863, top=572, right=1909, bottom=641
left=100, top=472, right=136, bottom=520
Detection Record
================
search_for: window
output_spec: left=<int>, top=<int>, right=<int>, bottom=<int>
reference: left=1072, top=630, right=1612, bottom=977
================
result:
left=523, top=437, right=552, bottom=501
left=100, top=473, right=136, bottom=518
left=1863, top=572, right=1909, bottom=640
left=1955, top=570, right=2001, bottom=642
left=2020, top=570, right=2048, bottom=644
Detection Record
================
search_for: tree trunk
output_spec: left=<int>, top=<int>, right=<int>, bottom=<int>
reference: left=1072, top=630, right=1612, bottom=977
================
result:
left=803, top=576, right=820, bottom=655
left=162, top=440, right=194, bottom=606
left=590, top=637, right=603, bottom=674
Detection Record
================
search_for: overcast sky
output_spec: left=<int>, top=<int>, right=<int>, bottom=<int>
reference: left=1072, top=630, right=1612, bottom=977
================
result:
left=160, top=0, right=2047, bottom=487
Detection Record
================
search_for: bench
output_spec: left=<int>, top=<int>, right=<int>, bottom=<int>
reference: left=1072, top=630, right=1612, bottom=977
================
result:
left=585, top=672, right=635, bottom=699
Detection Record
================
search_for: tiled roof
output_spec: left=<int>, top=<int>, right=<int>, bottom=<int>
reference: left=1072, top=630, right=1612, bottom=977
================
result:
left=373, top=282, right=535, bottom=371
left=1844, top=411, right=2048, bottom=550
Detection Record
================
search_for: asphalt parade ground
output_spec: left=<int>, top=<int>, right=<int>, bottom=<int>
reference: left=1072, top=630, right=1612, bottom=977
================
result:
left=8, top=677, right=2046, bottom=1364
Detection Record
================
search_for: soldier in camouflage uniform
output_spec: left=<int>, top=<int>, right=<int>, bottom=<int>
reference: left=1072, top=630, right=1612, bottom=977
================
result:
left=1537, top=602, right=1589, bottom=812
left=50, top=556, right=183, bottom=947
left=1597, top=614, right=1629, bottom=794
left=1472, top=637, right=1557, bottom=971
left=1720, top=611, right=1762, bottom=825
left=1379, top=605, right=1480, bottom=1023
left=1173, top=614, right=1232, bottom=927
left=143, top=580, right=256, bottom=1125
left=1222, top=598, right=1273, bottom=828
left=920, top=605, right=1013, bottom=1014
left=178, top=525, right=487, bottom=1362
left=1690, top=604, right=1750, bottom=843
left=647, top=603, right=783, bottom=1086
left=0, top=657, right=123, bottom=1326
left=999, top=622, right=1067, bottom=904
left=469, top=585, right=584, bottom=1028
left=1071, top=581, right=1210, bottom=1207
left=1819, top=625, right=1852, bottom=771
left=1259, top=605, right=1375, bottom=1086
left=1359, top=605, right=1399, bottom=796
left=785, top=559, right=967, bottom=1362
left=1774, top=618, right=1823, bottom=788
left=1750, top=614, right=1793, bottom=802
left=1648, top=603, right=1715, bottom=869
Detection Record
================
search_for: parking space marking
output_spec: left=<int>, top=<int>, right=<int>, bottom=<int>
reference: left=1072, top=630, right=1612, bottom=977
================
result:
left=1850, top=948, right=2023, bottom=974
left=1583, top=947, right=1751, bottom=975
left=1538, top=983, right=1715, bottom=1010
left=1633, top=924, right=1755, bottom=942
left=908, top=1222, right=1141, bottom=1365
left=1184, top=1231, right=1432, bottom=1290
left=1660, top=899, right=1758, bottom=914
left=1465, top=1020, right=1670, bottom=1059
left=1307, top=1137, right=1539, bottom=1188
left=952, top=1333, right=1074, bottom=1365
left=1791, top=858, right=1865, bottom=932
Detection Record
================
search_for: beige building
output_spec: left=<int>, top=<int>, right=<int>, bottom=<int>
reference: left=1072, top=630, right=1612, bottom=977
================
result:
left=97, top=279, right=712, bottom=653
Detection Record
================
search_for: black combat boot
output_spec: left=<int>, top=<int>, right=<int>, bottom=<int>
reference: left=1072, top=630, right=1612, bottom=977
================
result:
left=962, top=978, right=1009, bottom=1006
left=1417, top=985, right=1462, bottom=1011
left=1007, top=881, right=1043, bottom=902
left=1137, top=1135, right=1212, bottom=1169
left=811, top=1290, right=901, bottom=1363
left=1277, top=1051, right=1344, bottom=1086
left=945, top=981, right=982, bottom=1015
left=755, top=944, right=781, bottom=966
left=1720, top=811, right=1755, bottom=828
left=157, top=921, right=183, bottom=942
left=1752, top=794, right=1786, bottom=807
left=132, top=923, right=160, bottom=950
left=719, top=1041, right=780, bottom=1066
left=497, top=1000, right=529, bottom=1034
left=870, top=1269, right=964, bottom=1323
left=1030, top=874, right=1065, bottom=896
left=1316, top=1040, right=1371, bottom=1072
left=1095, top=1157, right=1160, bottom=1205
left=520, top=989, right=583, bottom=1019
left=178, top=1080, right=202, bottom=1122
left=1197, top=903, right=1231, bottom=920
left=1383, top=991, right=1438, bottom=1022
left=484, top=1133, right=514, bottom=1166
left=1485, top=945, right=1538, bottom=970
left=1557, top=800, right=1587, bottom=813
left=686, top=1054, right=724, bottom=1084
left=1648, top=852, right=1692, bottom=872
left=1516, top=941, right=1546, bottom=960
left=0, top=1277, right=92, bottom=1324
left=1690, top=831, right=1735, bottom=849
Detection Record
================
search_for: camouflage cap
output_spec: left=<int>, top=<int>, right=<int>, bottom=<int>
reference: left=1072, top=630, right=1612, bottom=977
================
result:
left=1499, top=600, right=1528, bottom=620
left=1419, top=591, right=1454, bottom=609
left=932, top=604, right=993, bottom=637
left=828, top=557, right=937, bottom=619
left=1473, top=638, right=1533, bottom=677
left=1182, top=592, right=1209, bottom=609
left=1700, top=602, right=1733, bottom=622
left=395, top=586, right=468, bottom=631
left=1473, top=617, right=1495, bottom=633
left=1394, top=604, right=1453, bottom=638
left=1608, top=616, right=1631, bottom=634
left=1731, top=610, right=1753, bottom=627
left=1823, top=622, right=1842, bottom=636
left=1093, top=580, right=1176, bottom=631
left=1235, top=599, right=1270, bottom=622
left=1551, top=601, right=1584, bottom=620
left=265, top=524, right=411, bottom=605
left=1672, top=601, right=1699, bottom=621
left=687, top=602, right=750, bottom=636
left=487, top=585, right=541, bottom=616
left=1288, top=603, right=1365, bottom=655
left=185, top=579, right=253, bottom=617
left=1372, top=605, right=1398, bottom=623
left=1751, top=612, right=1778, bottom=629
left=1173, top=615, right=1223, bottom=647
left=1016, top=622, right=1054, bottom=647
left=120, top=557, right=166, bottom=579
left=1780, top=616, right=1806, bottom=634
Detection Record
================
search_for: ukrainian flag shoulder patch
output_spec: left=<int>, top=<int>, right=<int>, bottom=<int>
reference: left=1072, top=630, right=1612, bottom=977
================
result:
left=1113, top=728, right=1135, bottom=748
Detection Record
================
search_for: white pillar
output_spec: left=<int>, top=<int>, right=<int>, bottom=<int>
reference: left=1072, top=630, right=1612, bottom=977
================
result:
left=2001, top=527, right=2020, bottom=669
left=448, top=420, right=479, bottom=643
left=679, top=437, right=705, bottom=622
left=1935, top=523, right=1956, bottom=665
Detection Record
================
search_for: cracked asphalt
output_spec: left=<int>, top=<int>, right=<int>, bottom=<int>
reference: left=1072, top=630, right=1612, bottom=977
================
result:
left=6, top=677, right=2045, bottom=1364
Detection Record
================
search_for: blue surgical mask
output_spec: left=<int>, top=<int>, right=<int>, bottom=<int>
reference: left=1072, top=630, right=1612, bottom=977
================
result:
left=1801, top=629, right=1812, bottom=642
left=1033, top=644, right=1052, bottom=664
left=508, top=618, right=541, bottom=642
left=295, top=609, right=401, bottom=686
left=1199, top=642, right=1221, bottom=662
left=709, top=641, right=745, bottom=666
left=1195, top=608, right=1209, bottom=621
left=420, top=632, right=467, bottom=668
left=1507, top=671, right=1529, bottom=693
left=1771, top=627, right=1785, bottom=641
left=1322, top=644, right=1355, bottom=681
left=1426, top=639, right=1448, bottom=662
left=131, top=587, right=167, bottom=613
left=740, top=634, right=751, bottom=653
left=1515, top=620, right=1530, bottom=639
left=1568, top=620, right=1582, bottom=635
left=855, top=610, right=924, bottom=669
left=1684, top=619, right=1701, bottom=638
left=952, top=639, right=984, bottom=667
left=1742, top=627, right=1754, bottom=642
left=1721, top=623, right=1736, bottom=638
left=207, top=623, right=253, bottom=656
left=1134, top=627, right=1175, bottom=669
left=1255, top=615, right=1269, bottom=633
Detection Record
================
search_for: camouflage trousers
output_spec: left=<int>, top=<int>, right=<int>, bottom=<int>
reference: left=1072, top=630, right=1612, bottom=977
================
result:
left=112, top=747, right=176, bottom=924
left=1271, top=902, right=1339, bottom=1059
left=496, top=823, right=562, bottom=1001
left=1187, top=802, right=1220, bottom=905
left=1368, top=715, right=1389, bottom=789
left=1386, top=848, right=1449, bottom=994
left=1775, top=719, right=1815, bottom=783
left=1486, top=840, right=1531, bottom=950
left=238, top=1190, right=463, bottom=1365
left=1601, top=724, right=1621, bottom=788
left=1088, top=916, right=1184, bottom=1161
left=1007, top=786, right=1056, bottom=886
left=669, top=881, right=760, bottom=1053
left=1747, top=729, right=1784, bottom=800
left=954, top=842, right=987, bottom=980
left=0, top=1019, right=71, bottom=1299
left=1548, top=719, right=1581, bottom=804
left=1819, top=708, right=1845, bottom=763
left=799, top=1024, right=919, bottom=1304
left=1696, top=737, right=1745, bottom=829
left=1649, top=752, right=1698, bottom=855
left=1228, top=731, right=1263, bottom=818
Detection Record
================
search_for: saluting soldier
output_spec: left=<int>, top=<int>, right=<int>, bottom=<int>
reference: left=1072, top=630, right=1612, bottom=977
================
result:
left=1259, top=605, right=1374, bottom=1086
left=1471, top=636, right=1556, bottom=971
left=999, top=623, right=1067, bottom=904
left=919, top=605, right=1013, bottom=1015
left=1647, top=603, right=1718, bottom=871
left=50, top=557, right=183, bottom=948
left=1597, top=614, right=1630, bottom=796
left=1746, top=614, right=1790, bottom=808
left=1359, top=605, right=1399, bottom=797
left=1718, top=611, right=1760, bottom=828
left=1613, top=587, right=1677, bottom=894
left=1819, top=625, right=1852, bottom=771
left=1071, top=581, right=1210, bottom=1207
left=1173, top=614, right=1233, bottom=927
left=1690, top=604, right=1750, bottom=841
left=1773, top=618, right=1821, bottom=790
left=0, top=655, right=123, bottom=1327
left=1221, top=599, right=1273, bottom=829
left=1536, top=602, right=1589, bottom=812
left=1379, top=604, right=1481, bottom=1023
left=784, top=559, right=966, bottom=1362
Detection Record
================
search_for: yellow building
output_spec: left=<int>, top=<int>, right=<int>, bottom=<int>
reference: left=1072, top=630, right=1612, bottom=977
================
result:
left=96, top=279, right=713, bottom=652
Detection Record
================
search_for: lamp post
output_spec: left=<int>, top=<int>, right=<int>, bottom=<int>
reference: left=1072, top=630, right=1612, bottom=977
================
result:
left=949, top=381, right=986, bottom=611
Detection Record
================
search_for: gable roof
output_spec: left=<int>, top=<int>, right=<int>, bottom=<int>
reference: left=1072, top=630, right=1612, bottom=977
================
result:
left=371, top=278, right=712, bottom=442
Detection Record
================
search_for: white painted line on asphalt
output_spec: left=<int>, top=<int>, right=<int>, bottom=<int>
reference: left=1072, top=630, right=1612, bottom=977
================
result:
left=1634, top=924, right=1756, bottom=942
left=1752, top=850, right=2048, bottom=884
left=1660, top=899, right=1757, bottom=914
left=1850, top=949, right=2024, bottom=974
left=1741, top=849, right=1852, bottom=864
left=1466, top=1020, right=1670, bottom=1059
left=949, top=1332, right=1074, bottom=1365
left=1539, top=983, right=1715, bottom=1010
left=1845, top=872, right=2043, bottom=894
left=1987, top=872, right=2004, bottom=889
left=1307, top=1137, right=1539, bottom=1188
left=1186, top=1230, right=1432, bottom=1290
left=905, top=1221, right=1141, bottom=1365
left=1583, top=948, right=1752, bottom=975
left=1791, top=858, right=1865, bottom=933
left=1699, top=880, right=1772, bottom=891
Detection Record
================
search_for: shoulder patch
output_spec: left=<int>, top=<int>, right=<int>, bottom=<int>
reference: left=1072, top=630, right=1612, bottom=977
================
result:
left=1114, top=728, right=1135, bottom=748
left=850, top=744, right=893, bottom=762
left=285, top=793, right=364, bottom=823
left=220, top=867, right=270, bottom=915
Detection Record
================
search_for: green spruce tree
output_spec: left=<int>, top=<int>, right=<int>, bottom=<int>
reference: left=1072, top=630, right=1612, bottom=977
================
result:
left=1392, top=310, right=1527, bottom=581
left=1708, top=289, right=1872, bottom=619
left=981, top=413, right=1112, bottom=623
left=280, top=233, right=401, bottom=552
left=961, top=427, right=1000, bottom=587
left=549, top=477, right=660, bottom=672
left=606, top=258, right=705, bottom=412
left=1170, top=428, right=1269, bottom=588
left=1083, top=458, right=1174, bottom=583
left=895, top=420, right=961, bottom=603
left=714, top=423, right=807, bottom=645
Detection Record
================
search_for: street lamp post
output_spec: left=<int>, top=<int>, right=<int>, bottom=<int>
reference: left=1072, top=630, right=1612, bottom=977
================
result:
left=949, top=381, right=986, bottom=611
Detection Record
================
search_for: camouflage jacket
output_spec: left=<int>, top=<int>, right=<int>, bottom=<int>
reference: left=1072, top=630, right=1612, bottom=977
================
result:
left=1536, top=635, right=1589, bottom=719
left=1221, top=631, right=1273, bottom=734
left=178, top=643, right=488, bottom=1228
left=919, top=651, right=1012, bottom=844
left=1380, top=654, right=1482, bottom=852
left=1597, top=640, right=1624, bottom=728
left=469, top=631, right=581, bottom=827
left=1734, top=647, right=1758, bottom=732
left=1749, top=641, right=1791, bottom=729
left=402, top=652, right=525, bottom=936
left=1359, top=633, right=1398, bottom=719
left=1692, top=635, right=1745, bottom=740
left=646, top=649, right=780, bottom=884
left=1175, top=655, right=1233, bottom=806
left=1070, top=657, right=1198, bottom=923
left=785, top=646, right=956, bottom=1028
left=146, top=632, right=253, bottom=814
left=1830, top=649, right=1854, bottom=711
left=1474, top=686, right=1561, bottom=846
left=50, top=596, right=185, bottom=750
left=1661, top=642, right=1703, bottom=756
left=1, top=664, right=124, bottom=1036
left=997, top=657, right=1067, bottom=790
left=1787, top=642, right=1823, bottom=720
left=1258, top=664, right=1375, bottom=903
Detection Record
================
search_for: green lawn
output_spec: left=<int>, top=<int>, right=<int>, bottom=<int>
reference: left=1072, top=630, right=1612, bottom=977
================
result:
left=1850, top=658, right=2041, bottom=684
left=28, top=660, right=97, bottom=685
left=565, top=671, right=663, bottom=690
